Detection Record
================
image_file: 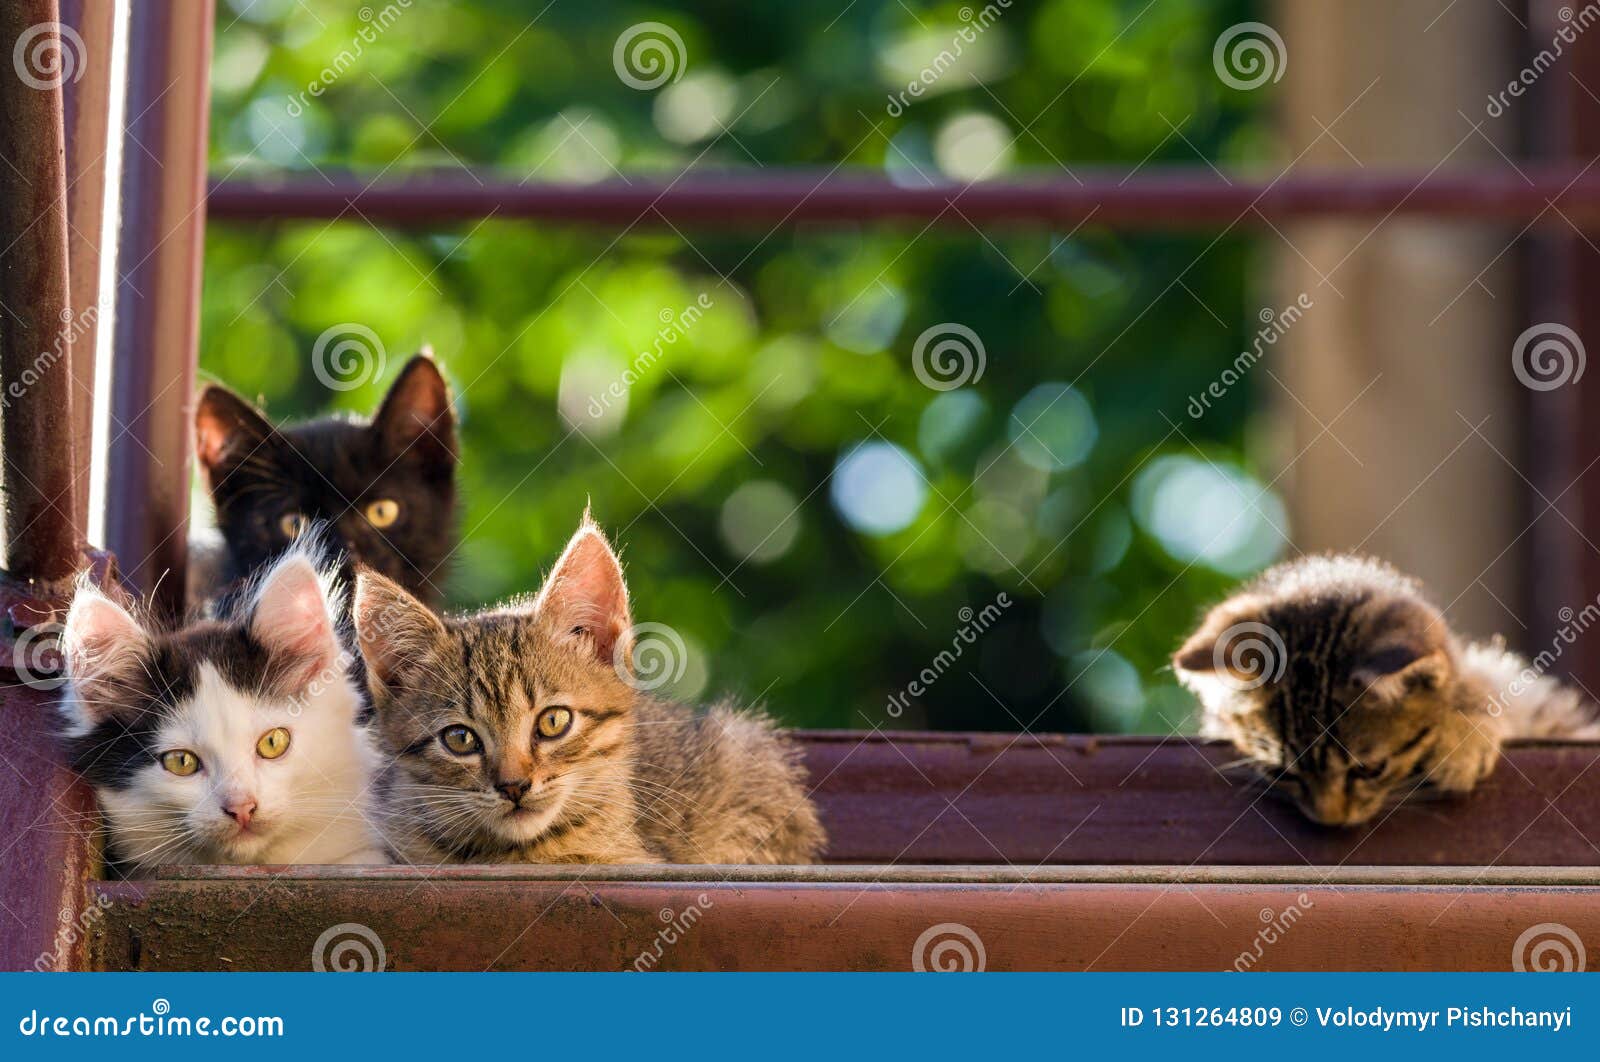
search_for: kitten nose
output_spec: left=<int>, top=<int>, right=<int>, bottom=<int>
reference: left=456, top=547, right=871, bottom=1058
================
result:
left=1302, top=788, right=1348, bottom=827
left=495, top=779, right=531, bottom=805
left=222, top=797, right=257, bottom=828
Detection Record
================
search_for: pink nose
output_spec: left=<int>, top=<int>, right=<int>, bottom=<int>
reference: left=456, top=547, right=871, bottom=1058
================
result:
left=223, top=798, right=257, bottom=828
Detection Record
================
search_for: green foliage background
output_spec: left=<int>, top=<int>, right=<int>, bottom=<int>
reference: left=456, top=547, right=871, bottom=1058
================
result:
left=201, top=0, right=1278, bottom=733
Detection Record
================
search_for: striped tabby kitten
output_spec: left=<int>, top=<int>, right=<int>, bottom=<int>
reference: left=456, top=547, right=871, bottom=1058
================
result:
left=1174, top=553, right=1600, bottom=827
left=60, top=542, right=388, bottom=871
left=354, top=518, right=825, bottom=865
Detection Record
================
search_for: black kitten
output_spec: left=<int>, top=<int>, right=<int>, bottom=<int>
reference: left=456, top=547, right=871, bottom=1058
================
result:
left=195, top=353, right=458, bottom=608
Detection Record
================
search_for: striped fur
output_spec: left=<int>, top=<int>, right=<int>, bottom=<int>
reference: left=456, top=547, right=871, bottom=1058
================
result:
left=1174, top=553, right=1600, bottom=827
left=355, top=519, right=825, bottom=865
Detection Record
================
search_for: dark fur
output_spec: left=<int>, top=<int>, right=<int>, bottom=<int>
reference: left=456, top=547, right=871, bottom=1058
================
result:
left=195, top=354, right=458, bottom=607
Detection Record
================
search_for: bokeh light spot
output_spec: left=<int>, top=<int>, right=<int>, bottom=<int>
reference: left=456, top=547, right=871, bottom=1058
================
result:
left=1008, top=382, right=1098, bottom=472
left=831, top=441, right=927, bottom=536
left=720, top=481, right=801, bottom=564
left=1131, top=455, right=1288, bottom=576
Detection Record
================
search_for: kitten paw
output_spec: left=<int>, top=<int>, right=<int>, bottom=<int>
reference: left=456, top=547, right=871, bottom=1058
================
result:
left=1423, top=717, right=1501, bottom=792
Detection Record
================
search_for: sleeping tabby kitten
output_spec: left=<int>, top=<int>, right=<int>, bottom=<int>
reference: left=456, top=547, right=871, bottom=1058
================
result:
left=354, top=517, right=825, bottom=865
left=60, top=540, right=388, bottom=871
left=1174, top=553, right=1600, bottom=827
left=194, top=352, right=457, bottom=607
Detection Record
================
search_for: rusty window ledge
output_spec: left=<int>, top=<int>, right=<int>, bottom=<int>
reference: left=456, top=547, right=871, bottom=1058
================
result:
left=93, top=865, right=1600, bottom=972
left=77, top=734, right=1600, bottom=971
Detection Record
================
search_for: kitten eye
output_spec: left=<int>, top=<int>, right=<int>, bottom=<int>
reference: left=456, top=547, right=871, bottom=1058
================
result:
left=279, top=513, right=308, bottom=539
left=1350, top=760, right=1387, bottom=781
left=256, top=727, right=291, bottom=759
left=536, top=706, right=573, bottom=740
left=364, top=498, right=401, bottom=529
left=160, top=749, right=201, bottom=776
left=440, top=724, right=481, bottom=755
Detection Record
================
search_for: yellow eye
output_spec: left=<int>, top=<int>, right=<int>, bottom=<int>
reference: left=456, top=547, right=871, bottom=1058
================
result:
left=279, top=513, right=307, bottom=539
left=364, top=498, right=401, bottom=529
left=256, top=727, right=291, bottom=759
left=536, top=706, right=573, bottom=739
left=440, top=725, right=480, bottom=755
left=160, top=749, right=200, bottom=776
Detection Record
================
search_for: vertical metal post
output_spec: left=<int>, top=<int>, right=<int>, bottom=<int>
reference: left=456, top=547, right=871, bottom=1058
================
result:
left=0, top=0, right=98, bottom=973
left=106, top=0, right=212, bottom=618
left=1527, top=0, right=1600, bottom=694
left=0, top=1, right=82, bottom=586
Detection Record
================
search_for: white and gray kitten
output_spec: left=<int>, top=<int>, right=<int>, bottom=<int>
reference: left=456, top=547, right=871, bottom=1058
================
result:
left=60, top=542, right=389, bottom=872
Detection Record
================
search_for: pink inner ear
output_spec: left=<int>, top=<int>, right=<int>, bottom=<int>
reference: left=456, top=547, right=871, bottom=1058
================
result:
left=252, top=560, right=337, bottom=690
left=194, top=388, right=268, bottom=471
left=64, top=593, right=143, bottom=677
left=194, top=406, right=234, bottom=469
left=353, top=574, right=433, bottom=688
left=62, top=592, right=147, bottom=723
left=541, top=532, right=630, bottom=662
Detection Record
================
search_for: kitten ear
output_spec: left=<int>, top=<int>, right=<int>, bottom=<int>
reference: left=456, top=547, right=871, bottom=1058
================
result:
left=1353, top=644, right=1450, bottom=702
left=248, top=550, right=342, bottom=695
left=372, top=351, right=456, bottom=468
left=195, top=384, right=273, bottom=477
left=535, top=517, right=632, bottom=668
left=1174, top=631, right=1220, bottom=674
left=1172, top=599, right=1282, bottom=696
left=61, top=586, right=148, bottom=726
left=1173, top=599, right=1265, bottom=674
left=354, top=570, right=446, bottom=691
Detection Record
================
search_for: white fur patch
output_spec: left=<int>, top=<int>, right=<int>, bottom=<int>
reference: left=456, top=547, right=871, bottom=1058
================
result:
left=99, top=662, right=388, bottom=870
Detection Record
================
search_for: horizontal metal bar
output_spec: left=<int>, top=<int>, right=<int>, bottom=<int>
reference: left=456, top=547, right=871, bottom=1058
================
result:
left=206, top=167, right=1600, bottom=228
left=152, top=863, right=1600, bottom=887
left=92, top=877, right=1600, bottom=971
